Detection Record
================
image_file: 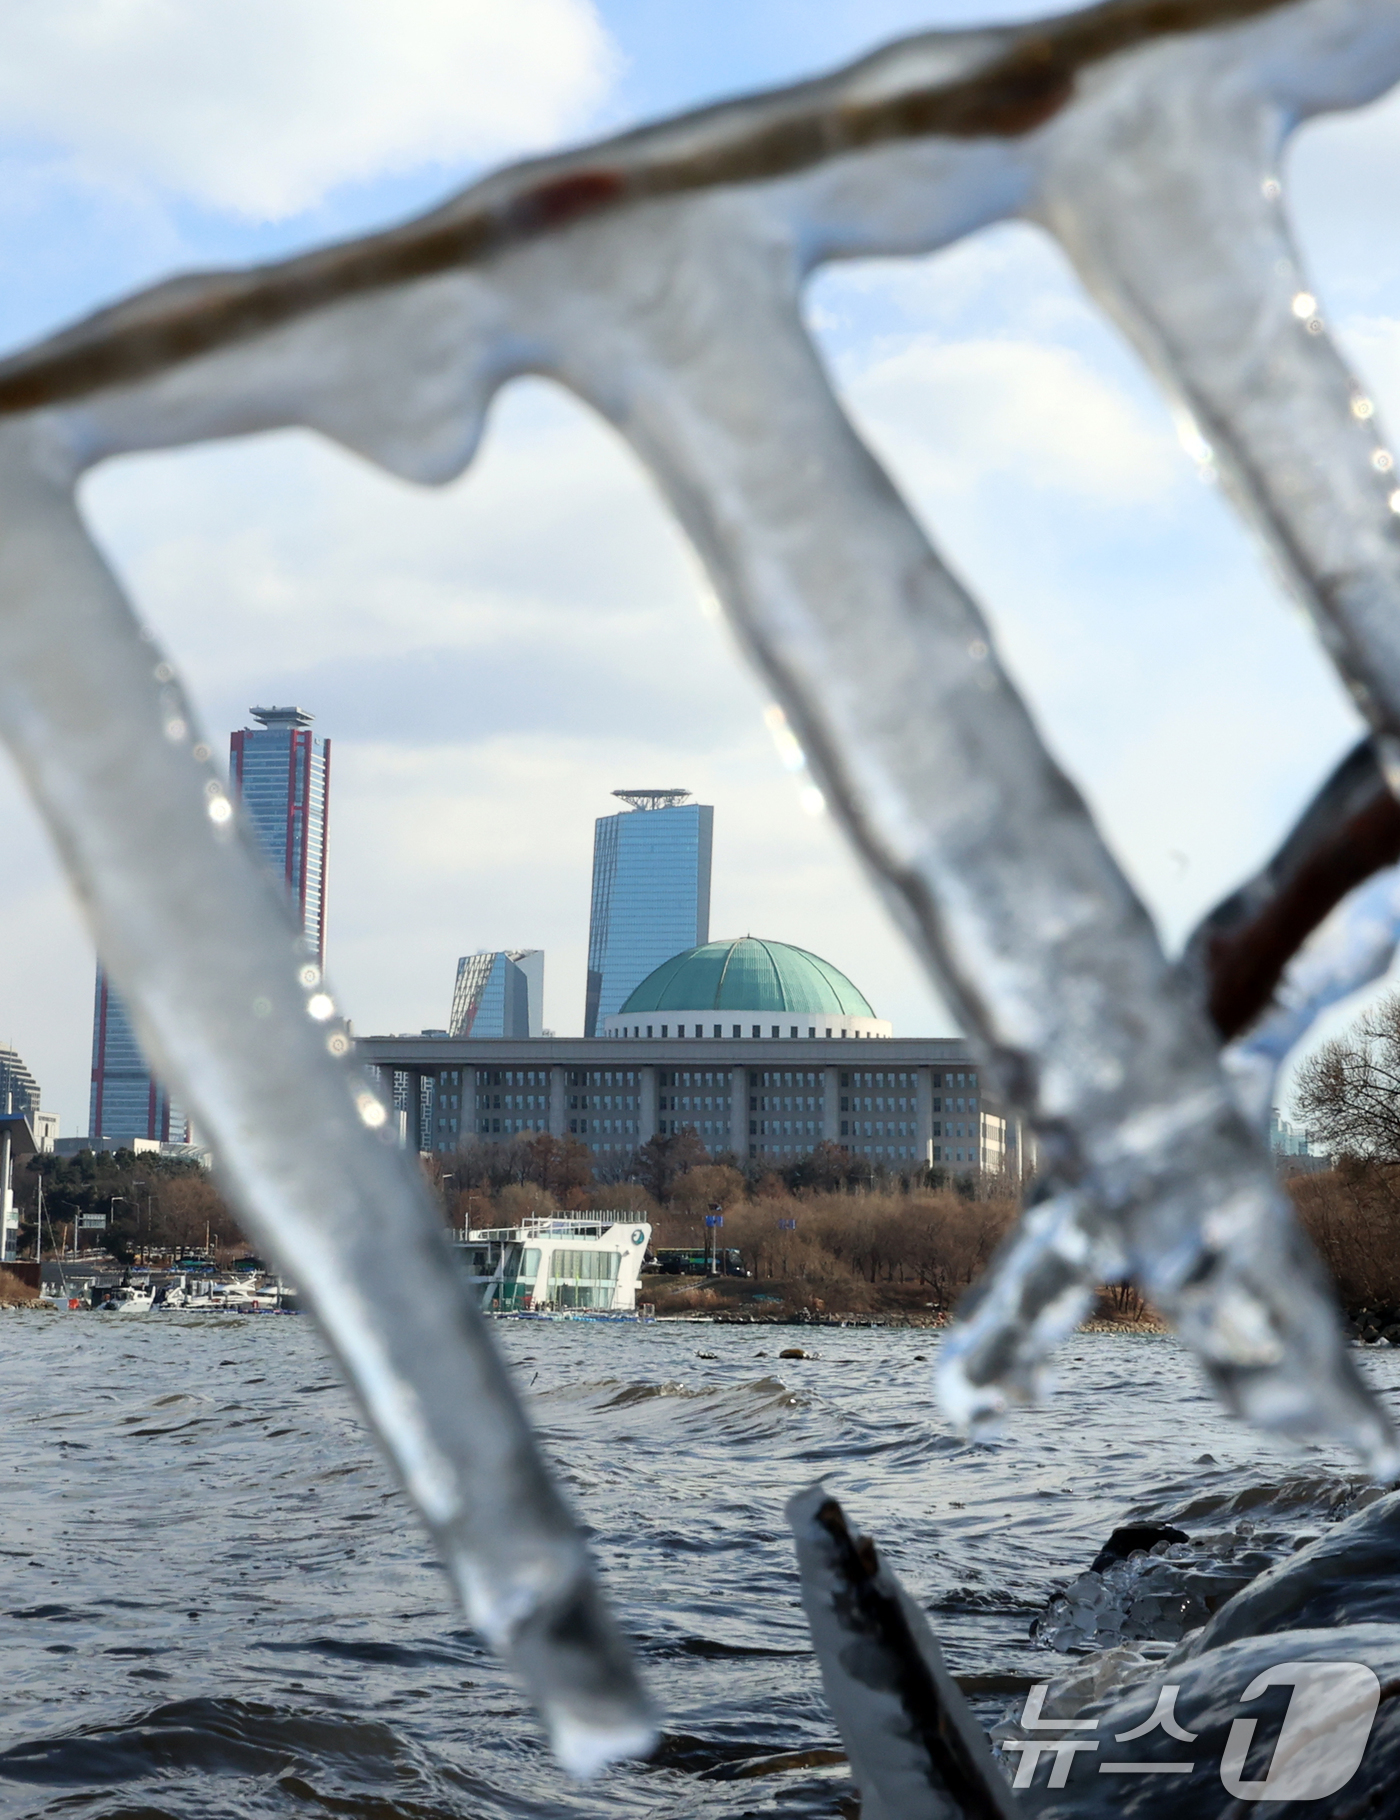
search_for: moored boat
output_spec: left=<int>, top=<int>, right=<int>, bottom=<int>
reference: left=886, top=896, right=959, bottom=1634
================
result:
left=454, top=1214, right=651, bottom=1316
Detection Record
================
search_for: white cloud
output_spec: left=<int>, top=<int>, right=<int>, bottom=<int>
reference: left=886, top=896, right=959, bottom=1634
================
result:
left=80, top=382, right=702, bottom=676
left=0, top=0, right=615, bottom=218
left=8, top=154, right=1388, bottom=1131
left=56, top=385, right=957, bottom=1129
left=845, top=334, right=1176, bottom=503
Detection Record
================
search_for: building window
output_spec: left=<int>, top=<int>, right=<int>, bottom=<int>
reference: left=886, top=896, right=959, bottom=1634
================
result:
left=752, top=1025, right=760, bottom=1038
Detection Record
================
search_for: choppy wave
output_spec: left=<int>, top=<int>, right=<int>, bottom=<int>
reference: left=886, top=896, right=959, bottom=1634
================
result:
left=598, top=1374, right=805, bottom=1410
left=1, top=1319, right=1399, bottom=1817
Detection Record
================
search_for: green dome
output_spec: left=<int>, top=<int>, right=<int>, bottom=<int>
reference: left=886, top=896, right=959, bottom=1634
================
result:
left=620, top=939, right=876, bottom=1017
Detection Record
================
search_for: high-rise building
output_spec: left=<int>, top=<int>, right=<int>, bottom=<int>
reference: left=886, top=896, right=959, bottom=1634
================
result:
left=88, top=973, right=187, bottom=1143
left=88, top=704, right=331, bottom=1143
left=229, top=705, right=331, bottom=966
left=451, top=951, right=543, bottom=1039
left=0, top=1042, right=40, bottom=1121
left=584, top=790, right=713, bottom=1037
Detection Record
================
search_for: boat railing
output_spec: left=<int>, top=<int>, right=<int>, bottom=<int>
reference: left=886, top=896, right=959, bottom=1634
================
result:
left=465, top=1215, right=646, bottom=1241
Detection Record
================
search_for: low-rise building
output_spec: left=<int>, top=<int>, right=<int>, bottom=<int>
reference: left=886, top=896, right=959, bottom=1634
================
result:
left=0, top=1109, right=37, bottom=1261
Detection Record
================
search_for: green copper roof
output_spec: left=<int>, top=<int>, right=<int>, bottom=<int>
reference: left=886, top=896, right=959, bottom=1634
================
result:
left=619, top=938, right=876, bottom=1017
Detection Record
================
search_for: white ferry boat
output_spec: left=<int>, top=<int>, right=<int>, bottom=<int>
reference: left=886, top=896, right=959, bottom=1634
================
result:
left=454, top=1214, right=651, bottom=1316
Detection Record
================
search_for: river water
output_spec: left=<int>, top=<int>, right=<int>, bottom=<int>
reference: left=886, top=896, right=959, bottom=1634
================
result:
left=0, top=1313, right=1397, bottom=1819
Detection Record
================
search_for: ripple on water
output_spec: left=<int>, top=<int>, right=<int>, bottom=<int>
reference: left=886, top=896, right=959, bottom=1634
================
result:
left=1, top=1319, right=1399, bottom=1818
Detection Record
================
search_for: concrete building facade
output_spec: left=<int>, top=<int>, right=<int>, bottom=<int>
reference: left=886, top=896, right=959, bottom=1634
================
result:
left=584, top=790, right=713, bottom=1037
left=0, top=1109, right=37, bottom=1261
left=359, top=1032, right=1013, bottom=1176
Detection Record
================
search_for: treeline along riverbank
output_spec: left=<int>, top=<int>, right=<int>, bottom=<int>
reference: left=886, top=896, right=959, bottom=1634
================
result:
left=21, top=1128, right=1400, bottom=1331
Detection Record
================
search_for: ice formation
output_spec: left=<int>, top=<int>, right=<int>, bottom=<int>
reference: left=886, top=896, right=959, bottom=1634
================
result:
left=1, top=0, right=1400, bottom=1777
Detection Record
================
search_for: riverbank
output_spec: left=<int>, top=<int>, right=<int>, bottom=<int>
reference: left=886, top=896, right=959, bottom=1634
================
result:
left=0, top=1266, right=44, bottom=1307
left=643, top=1274, right=1169, bottom=1331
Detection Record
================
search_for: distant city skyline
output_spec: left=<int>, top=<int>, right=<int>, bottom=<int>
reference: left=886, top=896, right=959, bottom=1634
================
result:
left=584, top=790, right=713, bottom=1039
left=7, top=1, right=1382, bottom=1134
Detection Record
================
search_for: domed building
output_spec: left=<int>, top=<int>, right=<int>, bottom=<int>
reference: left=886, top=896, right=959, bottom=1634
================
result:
left=601, top=937, right=892, bottom=1041
left=364, top=939, right=1017, bottom=1179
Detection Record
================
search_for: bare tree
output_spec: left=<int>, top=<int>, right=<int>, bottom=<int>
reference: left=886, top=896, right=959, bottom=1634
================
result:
left=1294, top=993, right=1400, bottom=1159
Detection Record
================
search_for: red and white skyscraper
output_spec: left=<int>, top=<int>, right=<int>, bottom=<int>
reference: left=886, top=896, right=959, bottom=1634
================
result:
left=88, top=704, right=331, bottom=1142
left=229, top=706, right=331, bottom=966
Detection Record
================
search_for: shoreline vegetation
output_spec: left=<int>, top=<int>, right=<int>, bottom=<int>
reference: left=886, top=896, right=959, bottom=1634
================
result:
left=643, top=1275, right=1169, bottom=1332
left=20, top=1127, right=1400, bottom=1337
left=0, top=1266, right=45, bottom=1307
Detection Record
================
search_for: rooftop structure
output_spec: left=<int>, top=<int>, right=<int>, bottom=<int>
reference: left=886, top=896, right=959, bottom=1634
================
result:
left=611, top=789, right=692, bottom=811
left=607, top=937, right=885, bottom=1036
left=249, top=705, right=315, bottom=729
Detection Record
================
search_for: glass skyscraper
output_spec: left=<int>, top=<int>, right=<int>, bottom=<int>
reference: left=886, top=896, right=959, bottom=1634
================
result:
left=88, top=973, right=186, bottom=1143
left=0, top=1043, right=40, bottom=1122
left=229, top=706, right=331, bottom=965
left=88, top=704, right=331, bottom=1142
left=451, top=950, right=544, bottom=1039
left=584, top=790, right=713, bottom=1037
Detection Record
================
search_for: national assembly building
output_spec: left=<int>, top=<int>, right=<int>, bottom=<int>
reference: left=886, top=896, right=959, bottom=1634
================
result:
left=359, top=936, right=1018, bottom=1177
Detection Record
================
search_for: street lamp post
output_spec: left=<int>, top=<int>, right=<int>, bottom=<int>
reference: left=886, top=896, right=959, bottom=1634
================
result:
left=131, top=1180, right=146, bottom=1261
left=704, top=1209, right=724, bottom=1276
left=107, top=1194, right=126, bottom=1261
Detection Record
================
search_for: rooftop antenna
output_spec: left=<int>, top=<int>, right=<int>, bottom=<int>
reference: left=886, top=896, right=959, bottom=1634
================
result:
left=612, top=789, right=691, bottom=811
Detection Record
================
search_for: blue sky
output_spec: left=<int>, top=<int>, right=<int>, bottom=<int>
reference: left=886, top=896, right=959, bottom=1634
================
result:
left=1, top=0, right=1398, bottom=1134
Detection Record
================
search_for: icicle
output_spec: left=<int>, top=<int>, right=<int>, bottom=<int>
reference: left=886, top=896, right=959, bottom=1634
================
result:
left=0, top=420, right=654, bottom=1774
left=0, top=0, right=1399, bottom=1761
left=788, top=1484, right=1021, bottom=1820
